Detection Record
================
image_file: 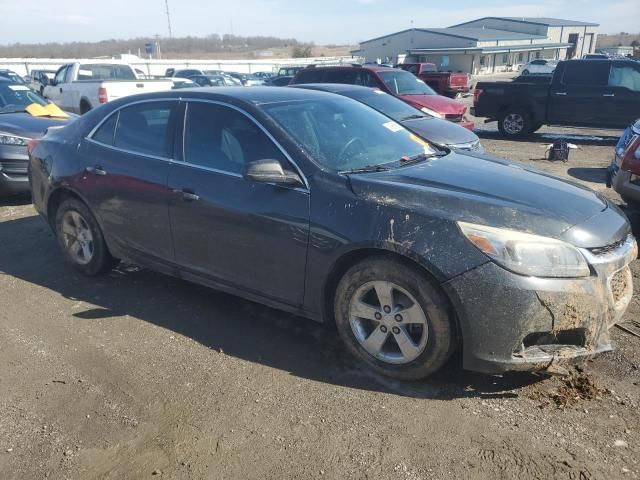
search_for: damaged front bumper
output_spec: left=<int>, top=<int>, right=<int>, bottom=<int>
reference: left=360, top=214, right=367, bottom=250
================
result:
left=445, top=234, right=637, bottom=374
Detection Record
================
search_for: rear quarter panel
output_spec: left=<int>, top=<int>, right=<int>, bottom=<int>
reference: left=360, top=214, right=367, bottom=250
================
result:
left=474, top=81, right=549, bottom=122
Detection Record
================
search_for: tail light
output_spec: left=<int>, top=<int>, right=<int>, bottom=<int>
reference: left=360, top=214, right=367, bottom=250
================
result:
left=98, top=87, right=108, bottom=104
left=27, top=138, right=41, bottom=157
left=621, top=135, right=640, bottom=175
left=473, top=88, right=483, bottom=105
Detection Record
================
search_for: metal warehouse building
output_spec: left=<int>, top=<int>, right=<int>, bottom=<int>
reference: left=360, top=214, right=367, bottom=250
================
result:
left=353, top=17, right=599, bottom=75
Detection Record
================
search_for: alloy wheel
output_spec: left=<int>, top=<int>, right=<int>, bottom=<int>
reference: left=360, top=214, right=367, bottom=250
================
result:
left=60, top=210, right=95, bottom=265
left=348, top=281, right=429, bottom=365
left=503, top=113, right=525, bottom=135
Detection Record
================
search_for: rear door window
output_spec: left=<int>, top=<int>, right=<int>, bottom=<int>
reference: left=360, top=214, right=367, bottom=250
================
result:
left=293, top=69, right=325, bottom=83
left=609, top=64, right=640, bottom=92
left=92, top=113, right=118, bottom=145
left=113, top=101, right=176, bottom=158
left=562, top=62, right=610, bottom=86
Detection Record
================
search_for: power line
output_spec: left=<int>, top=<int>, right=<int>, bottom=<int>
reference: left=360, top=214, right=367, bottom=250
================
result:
left=164, top=0, right=173, bottom=38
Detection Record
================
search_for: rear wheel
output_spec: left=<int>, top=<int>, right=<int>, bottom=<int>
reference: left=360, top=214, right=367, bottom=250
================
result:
left=55, top=198, right=117, bottom=276
left=498, top=109, right=533, bottom=138
left=334, top=257, right=455, bottom=380
left=80, top=101, right=92, bottom=115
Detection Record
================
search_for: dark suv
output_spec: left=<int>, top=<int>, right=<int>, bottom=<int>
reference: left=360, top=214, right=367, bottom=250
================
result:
left=291, top=65, right=473, bottom=130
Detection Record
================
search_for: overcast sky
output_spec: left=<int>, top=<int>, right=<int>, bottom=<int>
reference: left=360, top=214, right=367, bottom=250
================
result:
left=0, top=0, right=637, bottom=45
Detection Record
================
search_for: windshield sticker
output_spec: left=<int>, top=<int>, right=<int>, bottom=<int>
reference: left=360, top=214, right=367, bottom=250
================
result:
left=383, top=121, right=403, bottom=132
left=8, top=85, right=30, bottom=91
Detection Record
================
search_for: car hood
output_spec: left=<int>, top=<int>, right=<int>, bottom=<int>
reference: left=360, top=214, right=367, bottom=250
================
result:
left=399, top=94, right=465, bottom=115
left=0, top=112, right=75, bottom=139
left=402, top=116, right=478, bottom=147
left=348, top=153, right=629, bottom=248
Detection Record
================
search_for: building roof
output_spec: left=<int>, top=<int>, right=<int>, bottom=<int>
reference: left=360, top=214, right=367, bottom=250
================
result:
left=408, top=42, right=572, bottom=55
left=360, top=27, right=544, bottom=45
left=451, top=17, right=599, bottom=28
left=420, top=27, right=545, bottom=41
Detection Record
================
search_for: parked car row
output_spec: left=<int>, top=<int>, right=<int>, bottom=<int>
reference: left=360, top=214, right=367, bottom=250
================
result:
left=20, top=84, right=635, bottom=381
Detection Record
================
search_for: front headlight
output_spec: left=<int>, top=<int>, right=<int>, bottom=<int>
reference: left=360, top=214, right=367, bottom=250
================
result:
left=420, top=107, right=444, bottom=119
left=458, top=222, right=590, bottom=278
left=0, top=132, right=30, bottom=146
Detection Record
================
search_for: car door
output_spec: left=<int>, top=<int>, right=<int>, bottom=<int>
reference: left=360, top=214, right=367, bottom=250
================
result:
left=547, top=61, right=609, bottom=125
left=46, top=65, right=68, bottom=104
left=168, top=100, right=310, bottom=306
left=600, top=61, right=640, bottom=128
left=79, top=100, right=179, bottom=263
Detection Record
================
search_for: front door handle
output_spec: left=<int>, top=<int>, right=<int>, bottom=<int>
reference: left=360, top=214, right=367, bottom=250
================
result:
left=554, top=92, right=567, bottom=96
left=85, top=166, right=107, bottom=176
left=173, top=189, right=200, bottom=202
left=603, top=93, right=615, bottom=97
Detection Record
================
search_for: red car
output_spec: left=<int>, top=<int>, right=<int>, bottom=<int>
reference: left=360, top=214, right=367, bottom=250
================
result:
left=396, top=63, right=471, bottom=97
left=290, top=65, right=474, bottom=131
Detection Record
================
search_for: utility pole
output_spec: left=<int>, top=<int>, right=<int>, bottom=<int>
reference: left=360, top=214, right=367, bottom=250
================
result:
left=165, top=0, right=173, bottom=38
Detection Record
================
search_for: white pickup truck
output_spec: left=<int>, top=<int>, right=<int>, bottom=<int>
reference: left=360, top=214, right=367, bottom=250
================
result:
left=43, top=63, right=174, bottom=114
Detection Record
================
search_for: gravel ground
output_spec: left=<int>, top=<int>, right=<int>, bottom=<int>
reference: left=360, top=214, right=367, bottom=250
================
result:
left=0, top=117, right=638, bottom=479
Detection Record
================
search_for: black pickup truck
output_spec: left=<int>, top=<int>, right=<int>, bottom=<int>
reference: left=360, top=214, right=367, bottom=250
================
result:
left=473, top=59, right=640, bottom=137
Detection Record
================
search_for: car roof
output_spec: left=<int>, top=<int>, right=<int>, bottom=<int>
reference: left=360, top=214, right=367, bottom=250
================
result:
left=290, top=83, right=377, bottom=95
left=302, top=64, right=398, bottom=73
left=119, top=85, right=341, bottom=107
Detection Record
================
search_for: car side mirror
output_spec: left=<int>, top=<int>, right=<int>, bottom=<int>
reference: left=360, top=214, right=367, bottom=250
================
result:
left=244, top=159, right=303, bottom=187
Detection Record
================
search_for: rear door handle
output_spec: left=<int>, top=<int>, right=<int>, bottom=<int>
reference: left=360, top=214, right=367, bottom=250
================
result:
left=173, top=189, right=200, bottom=201
left=85, top=166, right=107, bottom=176
left=603, top=93, right=615, bottom=97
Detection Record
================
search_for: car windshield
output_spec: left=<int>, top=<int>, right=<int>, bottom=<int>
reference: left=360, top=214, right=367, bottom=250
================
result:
left=378, top=70, right=436, bottom=96
left=261, top=96, right=438, bottom=172
left=346, top=89, right=426, bottom=121
left=0, top=82, right=49, bottom=113
left=0, top=71, right=25, bottom=84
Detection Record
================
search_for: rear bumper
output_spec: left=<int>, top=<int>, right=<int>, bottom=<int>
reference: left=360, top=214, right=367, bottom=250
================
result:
left=444, top=235, right=637, bottom=374
left=0, top=145, right=30, bottom=196
left=459, top=119, right=475, bottom=131
left=610, top=164, right=640, bottom=202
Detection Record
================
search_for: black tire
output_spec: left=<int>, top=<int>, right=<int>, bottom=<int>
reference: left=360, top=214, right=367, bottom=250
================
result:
left=498, top=108, right=533, bottom=138
left=80, top=101, right=92, bottom=115
left=54, top=198, right=117, bottom=276
left=334, top=257, right=455, bottom=380
left=522, top=69, right=530, bottom=75
left=530, top=122, right=544, bottom=134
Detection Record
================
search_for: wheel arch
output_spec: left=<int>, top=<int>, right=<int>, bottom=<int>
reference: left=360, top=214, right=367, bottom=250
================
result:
left=46, top=187, right=91, bottom=232
left=79, top=97, right=93, bottom=114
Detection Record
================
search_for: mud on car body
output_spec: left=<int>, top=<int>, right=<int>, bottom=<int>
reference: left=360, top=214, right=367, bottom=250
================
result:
left=29, top=87, right=637, bottom=380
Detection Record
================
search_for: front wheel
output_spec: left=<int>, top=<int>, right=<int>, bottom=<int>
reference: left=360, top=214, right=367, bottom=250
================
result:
left=498, top=109, right=533, bottom=138
left=334, top=257, right=455, bottom=380
left=522, top=69, right=530, bottom=75
left=55, top=198, right=117, bottom=276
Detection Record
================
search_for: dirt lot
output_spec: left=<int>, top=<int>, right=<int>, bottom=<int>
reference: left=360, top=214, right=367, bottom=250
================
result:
left=1, top=118, right=639, bottom=479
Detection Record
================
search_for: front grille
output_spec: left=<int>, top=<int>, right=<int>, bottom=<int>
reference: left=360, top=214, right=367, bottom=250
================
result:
left=610, top=267, right=632, bottom=306
left=0, top=160, right=28, bottom=175
left=445, top=114, right=463, bottom=123
left=589, top=237, right=627, bottom=256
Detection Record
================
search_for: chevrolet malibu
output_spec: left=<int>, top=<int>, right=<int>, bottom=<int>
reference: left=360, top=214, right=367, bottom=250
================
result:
left=29, top=87, right=637, bottom=380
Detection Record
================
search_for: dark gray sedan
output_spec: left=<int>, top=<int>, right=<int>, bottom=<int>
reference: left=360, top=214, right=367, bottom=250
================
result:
left=0, top=79, right=75, bottom=196
left=29, top=87, right=637, bottom=380
left=292, top=83, right=483, bottom=153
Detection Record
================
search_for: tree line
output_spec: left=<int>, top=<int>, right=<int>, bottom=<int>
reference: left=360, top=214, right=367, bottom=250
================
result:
left=0, top=34, right=318, bottom=58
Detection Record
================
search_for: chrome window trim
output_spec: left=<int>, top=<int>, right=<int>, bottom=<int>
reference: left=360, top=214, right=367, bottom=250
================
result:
left=85, top=97, right=181, bottom=145
left=181, top=98, right=310, bottom=191
left=84, top=137, right=174, bottom=162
